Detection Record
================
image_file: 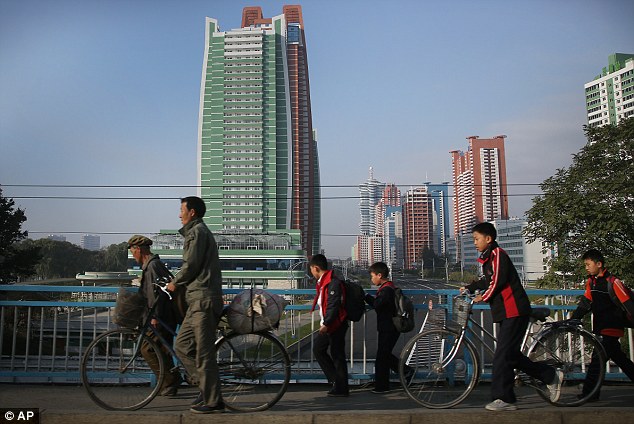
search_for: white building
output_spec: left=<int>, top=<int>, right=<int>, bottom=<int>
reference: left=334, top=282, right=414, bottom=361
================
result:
left=358, top=167, right=384, bottom=236
left=459, top=219, right=551, bottom=283
left=80, top=234, right=100, bottom=251
left=352, top=234, right=384, bottom=267
left=383, top=207, right=404, bottom=271
left=585, top=53, right=634, bottom=127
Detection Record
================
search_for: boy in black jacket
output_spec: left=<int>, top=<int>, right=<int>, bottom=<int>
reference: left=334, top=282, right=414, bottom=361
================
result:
left=364, top=262, right=412, bottom=393
left=461, top=223, right=562, bottom=411
left=571, top=249, right=634, bottom=400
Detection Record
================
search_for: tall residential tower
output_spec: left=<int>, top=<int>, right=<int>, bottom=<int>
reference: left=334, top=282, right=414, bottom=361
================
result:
left=197, top=5, right=320, bottom=256
left=450, top=135, right=509, bottom=238
left=584, top=53, right=634, bottom=127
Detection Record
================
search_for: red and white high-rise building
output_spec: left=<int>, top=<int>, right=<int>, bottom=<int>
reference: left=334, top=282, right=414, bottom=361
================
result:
left=450, top=135, right=509, bottom=238
left=403, top=186, right=434, bottom=269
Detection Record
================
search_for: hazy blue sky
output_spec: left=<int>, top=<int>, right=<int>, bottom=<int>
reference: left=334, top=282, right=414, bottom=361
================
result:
left=1, top=0, right=633, bottom=258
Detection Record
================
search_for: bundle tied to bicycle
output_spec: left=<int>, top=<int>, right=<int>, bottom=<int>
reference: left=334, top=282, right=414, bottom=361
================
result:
left=113, top=288, right=146, bottom=329
left=227, top=289, right=289, bottom=334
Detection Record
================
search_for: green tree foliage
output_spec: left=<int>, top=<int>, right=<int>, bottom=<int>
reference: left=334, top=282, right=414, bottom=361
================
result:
left=97, top=242, right=128, bottom=271
left=524, top=118, right=634, bottom=286
left=16, top=239, right=129, bottom=280
left=0, top=187, right=41, bottom=283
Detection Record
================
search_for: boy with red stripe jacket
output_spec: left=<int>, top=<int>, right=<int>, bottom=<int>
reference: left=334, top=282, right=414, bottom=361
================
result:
left=571, top=249, right=634, bottom=400
left=461, top=222, right=562, bottom=412
left=310, top=254, right=349, bottom=397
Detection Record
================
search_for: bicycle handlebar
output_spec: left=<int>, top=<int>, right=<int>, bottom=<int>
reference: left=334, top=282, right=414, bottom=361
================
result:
left=153, top=277, right=173, bottom=300
left=457, top=288, right=482, bottom=300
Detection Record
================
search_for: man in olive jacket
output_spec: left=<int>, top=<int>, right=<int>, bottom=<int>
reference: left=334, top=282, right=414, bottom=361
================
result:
left=167, top=196, right=224, bottom=414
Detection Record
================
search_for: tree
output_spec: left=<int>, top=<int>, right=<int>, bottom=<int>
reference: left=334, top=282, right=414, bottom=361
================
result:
left=98, top=242, right=129, bottom=272
left=0, top=187, right=41, bottom=283
left=524, top=118, right=634, bottom=286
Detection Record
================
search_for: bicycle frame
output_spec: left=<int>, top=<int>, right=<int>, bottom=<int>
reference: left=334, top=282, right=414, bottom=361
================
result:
left=440, top=297, right=606, bottom=384
left=437, top=297, right=558, bottom=376
left=122, top=292, right=264, bottom=386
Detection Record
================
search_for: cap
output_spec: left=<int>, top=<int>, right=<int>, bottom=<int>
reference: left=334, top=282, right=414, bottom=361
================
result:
left=127, top=235, right=153, bottom=248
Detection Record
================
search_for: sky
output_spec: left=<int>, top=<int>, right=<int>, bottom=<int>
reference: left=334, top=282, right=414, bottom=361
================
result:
left=1, top=0, right=633, bottom=259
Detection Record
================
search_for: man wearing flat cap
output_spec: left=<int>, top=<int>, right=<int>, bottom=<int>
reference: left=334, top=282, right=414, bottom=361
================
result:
left=128, top=234, right=181, bottom=396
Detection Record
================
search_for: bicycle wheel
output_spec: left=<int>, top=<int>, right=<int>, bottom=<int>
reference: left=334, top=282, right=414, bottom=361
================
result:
left=216, top=331, right=291, bottom=412
left=80, top=329, right=164, bottom=411
left=528, top=325, right=606, bottom=406
left=399, top=328, right=480, bottom=408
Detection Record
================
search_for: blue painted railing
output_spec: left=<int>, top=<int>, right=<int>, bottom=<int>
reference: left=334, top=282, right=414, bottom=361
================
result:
left=1, top=285, right=632, bottom=383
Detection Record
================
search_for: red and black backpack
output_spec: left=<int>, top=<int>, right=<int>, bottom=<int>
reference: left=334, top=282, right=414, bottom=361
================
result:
left=606, top=275, right=634, bottom=328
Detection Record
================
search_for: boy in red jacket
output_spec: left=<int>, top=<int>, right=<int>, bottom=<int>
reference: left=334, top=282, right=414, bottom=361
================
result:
left=310, top=254, right=349, bottom=397
left=461, top=222, right=562, bottom=411
left=571, top=249, right=634, bottom=400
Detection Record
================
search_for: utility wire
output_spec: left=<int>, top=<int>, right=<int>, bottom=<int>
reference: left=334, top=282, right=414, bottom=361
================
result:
left=7, top=193, right=545, bottom=200
left=2, top=183, right=544, bottom=188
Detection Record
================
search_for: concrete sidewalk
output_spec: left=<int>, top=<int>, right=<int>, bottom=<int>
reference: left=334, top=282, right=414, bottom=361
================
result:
left=1, top=382, right=633, bottom=424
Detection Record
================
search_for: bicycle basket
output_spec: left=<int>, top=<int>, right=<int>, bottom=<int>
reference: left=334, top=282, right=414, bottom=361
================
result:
left=113, top=288, right=146, bottom=329
left=450, top=296, right=471, bottom=327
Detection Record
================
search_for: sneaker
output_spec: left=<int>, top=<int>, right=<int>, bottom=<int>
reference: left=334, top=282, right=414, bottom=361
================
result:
left=191, top=392, right=204, bottom=406
left=190, top=402, right=225, bottom=414
left=485, top=399, right=518, bottom=411
left=547, top=369, right=564, bottom=403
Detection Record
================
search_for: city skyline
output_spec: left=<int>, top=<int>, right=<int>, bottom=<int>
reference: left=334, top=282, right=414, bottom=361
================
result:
left=1, top=0, right=633, bottom=258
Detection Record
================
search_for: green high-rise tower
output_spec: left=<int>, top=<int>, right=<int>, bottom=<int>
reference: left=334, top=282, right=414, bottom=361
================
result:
left=197, top=5, right=320, bottom=257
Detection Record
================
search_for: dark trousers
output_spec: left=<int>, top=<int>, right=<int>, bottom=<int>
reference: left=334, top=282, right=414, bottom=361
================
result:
left=141, top=325, right=180, bottom=390
left=313, top=321, right=349, bottom=393
left=492, top=315, right=556, bottom=403
left=584, top=334, right=634, bottom=397
left=375, top=330, right=400, bottom=391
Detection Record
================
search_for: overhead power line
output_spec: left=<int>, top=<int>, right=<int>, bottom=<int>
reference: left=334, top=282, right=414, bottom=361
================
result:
left=7, top=193, right=546, bottom=200
left=2, top=183, right=544, bottom=188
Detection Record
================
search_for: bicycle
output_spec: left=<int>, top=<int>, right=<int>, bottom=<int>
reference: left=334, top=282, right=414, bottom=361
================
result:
left=398, top=291, right=607, bottom=409
left=80, top=283, right=291, bottom=412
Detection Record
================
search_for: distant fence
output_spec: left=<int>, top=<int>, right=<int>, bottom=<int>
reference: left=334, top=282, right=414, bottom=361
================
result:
left=1, top=285, right=632, bottom=383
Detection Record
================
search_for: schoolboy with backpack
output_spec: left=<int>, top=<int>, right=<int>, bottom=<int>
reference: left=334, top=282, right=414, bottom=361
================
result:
left=309, top=254, right=350, bottom=397
left=364, top=262, right=414, bottom=393
left=571, top=249, right=634, bottom=401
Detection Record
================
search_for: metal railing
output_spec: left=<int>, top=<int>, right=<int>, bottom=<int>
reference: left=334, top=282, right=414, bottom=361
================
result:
left=1, top=285, right=632, bottom=383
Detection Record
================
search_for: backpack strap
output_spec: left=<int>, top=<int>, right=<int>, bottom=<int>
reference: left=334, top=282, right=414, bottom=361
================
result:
left=377, top=281, right=395, bottom=293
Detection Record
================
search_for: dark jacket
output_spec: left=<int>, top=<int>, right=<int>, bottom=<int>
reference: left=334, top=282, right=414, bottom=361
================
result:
left=140, top=254, right=178, bottom=328
left=366, top=281, right=397, bottom=333
left=311, top=270, right=347, bottom=334
left=466, top=242, right=531, bottom=323
left=571, top=270, right=626, bottom=337
left=172, top=218, right=223, bottom=302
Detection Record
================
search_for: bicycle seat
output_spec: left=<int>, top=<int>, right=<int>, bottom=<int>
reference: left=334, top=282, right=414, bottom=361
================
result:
left=530, top=307, right=551, bottom=322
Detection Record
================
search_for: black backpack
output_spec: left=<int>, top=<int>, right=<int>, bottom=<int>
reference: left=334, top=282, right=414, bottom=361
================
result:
left=606, top=275, right=634, bottom=328
left=392, top=286, right=415, bottom=333
left=343, top=280, right=366, bottom=322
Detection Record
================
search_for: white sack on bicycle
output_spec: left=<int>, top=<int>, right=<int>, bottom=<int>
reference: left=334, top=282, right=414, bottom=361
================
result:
left=227, top=289, right=289, bottom=334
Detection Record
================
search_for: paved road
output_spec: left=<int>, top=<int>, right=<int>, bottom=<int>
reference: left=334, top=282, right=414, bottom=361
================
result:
left=1, top=381, right=633, bottom=424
